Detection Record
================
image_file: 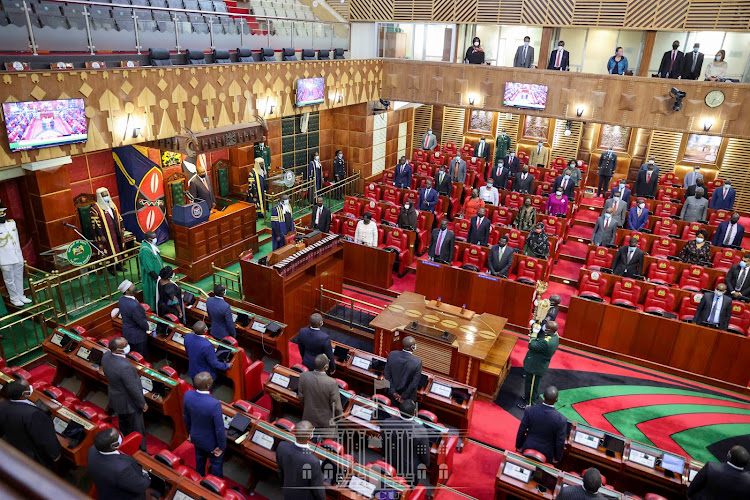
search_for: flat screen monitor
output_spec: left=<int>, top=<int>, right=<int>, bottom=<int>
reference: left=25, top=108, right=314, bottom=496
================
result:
left=3, top=99, right=87, bottom=151
left=296, top=77, right=325, bottom=107
left=503, top=82, right=548, bottom=111
left=348, top=475, right=376, bottom=499
left=172, top=332, right=185, bottom=345
left=89, top=348, right=103, bottom=365
left=250, top=429, right=276, bottom=450
left=429, top=381, right=452, bottom=398
left=661, top=452, right=686, bottom=474
left=333, top=345, right=350, bottom=361
left=140, top=376, right=153, bottom=394
left=53, top=416, right=68, bottom=435
left=34, top=399, right=51, bottom=415
left=251, top=320, right=266, bottom=333
left=532, top=467, right=558, bottom=492
left=603, top=434, right=625, bottom=455
left=229, top=413, right=251, bottom=434
left=628, top=448, right=657, bottom=469
left=76, top=346, right=92, bottom=361
left=270, top=372, right=290, bottom=388
left=350, top=404, right=374, bottom=421
left=502, top=462, right=531, bottom=483
left=573, top=430, right=600, bottom=449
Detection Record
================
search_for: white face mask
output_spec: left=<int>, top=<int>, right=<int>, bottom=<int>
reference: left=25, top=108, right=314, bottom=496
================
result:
left=338, top=154, right=343, bottom=159
left=121, top=344, right=131, bottom=355
left=524, top=41, right=529, bottom=47
left=283, top=199, right=290, bottom=206
left=427, top=131, right=432, bottom=135
left=638, top=203, right=645, bottom=209
left=696, top=237, right=704, bottom=243
left=150, top=238, right=158, bottom=245
left=116, top=434, right=123, bottom=447
left=103, top=196, right=111, bottom=203
left=556, top=192, right=562, bottom=197
left=605, top=214, right=612, bottom=219
left=412, top=345, right=417, bottom=352
left=404, top=204, right=410, bottom=210
left=314, top=156, right=319, bottom=161
left=259, top=142, right=264, bottom=148
left=474, top=41, right=479, bottom=47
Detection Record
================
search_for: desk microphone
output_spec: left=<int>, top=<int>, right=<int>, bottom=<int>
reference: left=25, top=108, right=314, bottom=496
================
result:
left=61, top=221, right=77, bottom=228
left=185, top=191, right=195, bottom=202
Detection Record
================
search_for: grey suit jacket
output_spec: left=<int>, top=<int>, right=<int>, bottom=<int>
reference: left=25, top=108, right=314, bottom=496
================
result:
left=420, top=133, right=437, bottom=151
left=591, top=215, right=618, bottom=246
left=102, top=351, right=146, bottom=415
left=680, top=196, right=708, bottom=222
left=602, top=198, right=628, bottom=227
left=449, top=158, right=467, bottom=184
left=298, top=370, right=342, bottom=428
left=513, top=45, right=535, bottom=68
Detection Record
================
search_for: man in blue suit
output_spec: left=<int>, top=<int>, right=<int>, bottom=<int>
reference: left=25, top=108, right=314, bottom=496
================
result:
left=206, top=284, right=236, bottom=339
left=418, top=179, right=438, bottom=213
left=712, top=213, right=745, bottom=248
left=276, top=421, right=325, bottom=500
left=271, top=194, right=294, bottom=250
left=393, top=156, right=412, bottom=189
left=710, top=180, right=736, bottom=210
left=117, top=280, right=149, bottom=357
left=610, top=181, right=631, bottom=205
left=87, top=428, right=151, bottom=500
left=184, top=321, right=231, bottom=384
left=627, top=198, right=650, bottom=231
left=183, top=372, right=226, bottom=477
left=307, top=151, right=323, bottom=204
left=515, top=386, right=567, bottom=463
left=297, top=313, right=334, bottom=372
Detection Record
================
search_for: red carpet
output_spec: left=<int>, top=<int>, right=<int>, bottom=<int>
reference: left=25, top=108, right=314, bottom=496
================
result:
left=574, top=207, right=601, bottom=222
left=443, top=440, right=504, bottom=500
left=549, top=260, right=581, bottom=281
left=342, top=284, right=393, bottom=310
left=558, top=239, right=590, bottom=259
left=389, top=271, right=416, bottom=293
left=545, top=282, right=577, bottom=305
left=567, top=224, right=594, bottom=240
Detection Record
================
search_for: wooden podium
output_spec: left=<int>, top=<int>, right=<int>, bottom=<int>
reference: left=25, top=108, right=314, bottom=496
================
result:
left=370, top=291, right=517, bottom=398
left=172, top=201, right=258, bottom=282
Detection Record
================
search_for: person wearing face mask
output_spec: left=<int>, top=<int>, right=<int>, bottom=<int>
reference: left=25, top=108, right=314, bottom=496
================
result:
left=603, top=189, right=628, bottom=227
left=188, top=161, right=216, bottom=209
left=421, top=129, right=438, bottom=151
left=513, top=196, right=537, bottom=232
left=468, top=207, right=491, bottom=246
left=687, top=444, right=750, bottom=499
left=513, top=36, right=535, bottom=68
left=464, top=36, right=485, bottom=65
left=683, top=165, right=704, bottom=189
left=682, top=43, right=704, bottom=80
left=495, top=129, right=512, bottom=165
left=504, top=149, right=521, bottom=175
left=137, top=231, right=163, bottom=312
left=248, top=157, right=268, bottom=214
left=91, top=187, right=125, bottom=274
left=102, top=336, right=149, bottom=452
left=705, top=50, right=728, bottom=82
left=685, top=177, right=705, bottom=200
left=384, top=336, right=422, bottom=402
left=271, top=194, right=294, bottom=250
left=449, top=153, right=467, bottom=185
left=397, top=198, right=418, bottom=231
left=658, top=40, right=685, bottom=79
left=354, top=212, right=379, bottom=247
left=394, top=156, right=413, bottom=189
left=627, top=198, right=650, bottom=231
left=709, top=180, right=736, bottom=210
left=0, top=379, right=61, bottom=469
left=607, top=46, right=629, bottom=75
left=679, top=229, right=711, bottom=265
left=307, top=150, right=323, bottom=204
left=724, top=254, right=750, bottom=299
left=418, top=179, right=438, bottom=214
left=117, top=279, right=150, bottom=357
left=592, top=208, right=618, bottom=246
left=610, top=180, right=631, bottom=205
left=311, top=196, right=331, bottom=233
left=184, top=321, right=232, bottom=385
left=681, top=187, right=709, bottom=223
left=529, top=140, right=549, bottom=168
left=513, top=165, right=534, bottom=194
left=639, top=157, right=660, bottom=178
left=546, top=188, right=569, bottom=217
left=523, top=222, right=550, bottom=259
left=0, top=206, right=31, bottom=307
left=462, top=188, right=485, bottom=219
left=567, top=160, right=583, bottom=187
left=434, top=164, right=452, bottom=196
left=490, top=159, right=511, bottom=190
left=156, top=265, right=184, bottom=324
left=552, top=169, right=576, bottom=199
left=474, top=136, right=491, bottom=163
left=429, top=218, right=455, bottom=264
left=479, top=178, right=500, bottom=205
left=333, top=149, right=346, bottom=199
left=634, top=161, right=659, bottom=198
left=712, top=212, right=745, bottom=248
left=547, top=40, right=569, bottom=71
left=612, top=237, right=645, bottom=278
left=488, top=235, right=515, bottom=278
left=596, top=147, right=617, bottom=197
left=693, top=283, right=732, bottom=331
left=88, top=428, right=152, bottom=500
left=206, top=284, right=236, bottom=340
left=253, top=136, right=271, bottom=175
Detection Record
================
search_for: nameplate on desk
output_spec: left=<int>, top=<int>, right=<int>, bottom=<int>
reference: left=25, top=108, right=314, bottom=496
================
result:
left=573, top=431, right=600, bottom=449
left=196, top=301, right=208, bottom=312
left=429, top=381, right=452, bottom=399
left=57, top=407, right=95, bottom=430
left=171, top=332, right=185, bottom=345
left=75, top=346, right=92, bottom=361
left=147, top=321, right=157, bottom=333
left=350, top=404, right=374, bottom=421
left=270, top=372, right=290, bottom=388
left=251, top=430, right=275, bottom=450
left=502, top=462, right=531, bottom=483
left=53, top=416, right=68, bottom=434
left=141, top=367, right=177, bottom=386
left=628, top=449, right=656, bottom=468
left=57, top=328, right=83, bottom=341
left=348, top=475, right=377, bottom=499
left=422, top=260, right=441, bottom=267
left=251, top=321, right=267, bottom=333
left=478, top=273, right=499, bottom=282
left=351, top=355, right=371, bottom=370
left=50, top=333, right=65, bottom=347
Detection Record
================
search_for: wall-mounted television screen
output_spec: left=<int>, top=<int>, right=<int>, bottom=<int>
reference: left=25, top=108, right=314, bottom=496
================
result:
left=3, top=98, right=87, bottom=152
left=503, top=82, right=548, bottom=111
left=296, top=77, right=325, bottom=107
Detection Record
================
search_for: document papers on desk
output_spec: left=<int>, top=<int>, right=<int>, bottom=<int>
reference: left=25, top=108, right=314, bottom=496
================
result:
left=503, top=462, right=531, bottom=483
left=574, top=430, right=600, bottom=449
left=629, top=449, right=656, bottom=468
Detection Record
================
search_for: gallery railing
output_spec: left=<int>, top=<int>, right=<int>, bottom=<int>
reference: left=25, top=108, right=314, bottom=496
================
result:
left=0, top=299, right=56, bottom=362
left=211, top=261, right=243, bottom=299
left=317, top=286, right=383, bottom=334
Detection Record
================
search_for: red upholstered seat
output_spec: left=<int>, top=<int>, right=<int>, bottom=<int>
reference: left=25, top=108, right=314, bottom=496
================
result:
left=443, top=142, right=457, bottom=156
left=274, top=418, right=296, bottom=433
left=709, top=209, right=731, bottom=226
left=644, top=286, right=676, bottom=314
left=527, top=166, right=541, bottom=180
left=678, top=265, right=709, bottom=292
left=412, top=150, right=426, bottom=163
left=505, top=229, right=526, bottom=251
left=417, top=409, right=438, bottom=423
left=450, top=244, right=462, bottom=268
left=657, top=187, right=680, bottom=201
left=654, top=202, right=678, bottom=218
left=659, top=172, right=679, bottom=186
left=585, top=247, right=613, bottom=271
left=126, top=351, right=151, bottom=368
left=514, top=256, right=543, bottom=285
left=291, top=364, right=308, bottom=373
left=70, top=325, right=87, bottom=336
left=321, top=439, right=344, bottom=455
left=492, top=207, right=513, bottom=226
left=650, top=237, right=677, bottom=257
left=372, top=394, right=391, bottom=406
left=517, top=151, right=529, bottom=165
left=542, top=171, right=556, bottom=184
left=416, top=163, right=432, bottom=177
left=244, top=360, right=264, bottom=401
left=681, top=223, right=703, bottom=241
left=531, top=195, right=545, bottom=213
left=678, top=294, right=703, bottom=321
left=620, top=231, right=648, bottom=251
left=652, top=219, right=679, bottom=238
left=383, top=205, right=400, bottom=226
left=341, top=218, right=358, bottom=240
left=713, top=248, right=740, bottom=272
left=488, top=228, right=501, bottom=246
left=410, top=485, right=428, bottom=500
left=647, top=260, right=677, bottom=285
left=460, top=144, right=474, bottom=157
left=460, top=245, right=488, bottom=273
left=429, top=151, right=445, bottom=166
left=364, top=183, right=382, bottom=203
left=201, top=475, right=227, bottom=496
left=522, top=449, right=546, bottom=463
left=224, top=489, right=247, bottom=500
left=542, top=216, right=563, bottom=238
left=728, top=302, right=750, bottom=336
left=535, top=182, right=553, bottom=199
left=551, top=157, right=566, bottom=170
left=609, top=179, right=630, bottom=192
left=383, top=187, right=402, bottom=206
left=140, top=303, right=151, bottom=314
left=644, top=494, right=668, bottom=500
left=8, top=366, right=32, bottom=382
left=505, top=192, right=524, bottom=210
left=380, top=228, right=411, bottom=276
left=40, top=384, right=80, bottom=405
left=118, top=431, right=143, bottom=456
left=611, top=278, right=642, bottom=308
left=74, top=401, right=110, bottom=423
left=367, top=460, right=396, bottom=477
left=343, top=197, right=363, bottom=218
left=159, top=366, right=179, bottom=378
left=414, top=212, right=430, bottom=255
left=334, top=378, right=348, bottom=390
left=176, top=465, right=202, bottom=482
left=453, top=218, right=471, bottom=242
left=155, top=450, right=183, bottom=468
left=577, top=273, right=608, bottom=302
left=383, top=170, right=394, bottom=185
left=364, top=201, right=383, bottom=222
left=329, top=214, right=342, bottom=234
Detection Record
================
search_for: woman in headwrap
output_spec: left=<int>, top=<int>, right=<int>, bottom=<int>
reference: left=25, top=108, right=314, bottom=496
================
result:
left=156, top=265, right=183, bottom=323
left=90, top=187, right=124, bottom=274
left=465, top=37, right=485, bottom=65
left=523, top=222, right=550, bottom=259
left=247, top=157, right=268, bottom=217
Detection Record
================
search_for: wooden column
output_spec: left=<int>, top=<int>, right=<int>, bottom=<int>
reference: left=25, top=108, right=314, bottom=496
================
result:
left=538, top=27, right=554, bottom=69
left=638, top=31, right=657, bottom=77
left=24, top=165, right=78, bottom=258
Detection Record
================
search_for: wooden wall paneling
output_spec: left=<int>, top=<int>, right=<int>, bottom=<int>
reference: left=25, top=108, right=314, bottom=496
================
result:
left=704, top=332, right=750, bottom=386
left=538, top=26, right=553, bottom=70
left=496, top=113, right=520, bottom=152
left=411, top=104, right=434, bottom=150
left=644, top=131, right=682, bottom=175
left=638, top=31, right=657, bottom=77
left=550, top=118, right=581, bottom=163
left=441, top=107, right=466, bottom=149
left=718, top=138, right=750, bottom=212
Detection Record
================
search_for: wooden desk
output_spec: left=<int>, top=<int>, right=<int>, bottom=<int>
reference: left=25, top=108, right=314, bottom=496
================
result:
left=173, top=201, right=258, bottom=282
left=494, top=451, right=560, bottom=500
left=42, top=328, right=188, bottom=448
left=135, top=452, right=225, bottom=500
left=343, top=240, right=396, bottom=291
left=621, top=441, right=684, bottom=498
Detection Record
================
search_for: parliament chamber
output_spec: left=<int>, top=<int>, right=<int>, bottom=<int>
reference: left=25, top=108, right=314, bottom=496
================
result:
left=1, top=1, right=750, bottom=499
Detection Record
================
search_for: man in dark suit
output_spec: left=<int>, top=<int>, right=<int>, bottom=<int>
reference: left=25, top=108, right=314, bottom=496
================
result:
left=610, top=181, right=632, bottom=205
left=557, top=468, right=607, bottom=500
left=381, top=399, right=430, bottom=487
left=0, top=379, right=61, bottom=469
left=515, top=386, right=567, bottom=463
left=684, top=178, right=706, bottom=199
left=597, top=148, right=617, bottom=197
left=206, top=284, right=236, bottom=339
left=418, top=179, right=438, bottom=213
left=311, top=196, right=331, bottom=233
left=434, top=165, right=452, bottom=196
left=688, top=445, right=750, bottom=499
left=658, top=40, right=685, bottom=78
left=184, top=321, right=231, bottom=383
left=634, top=163, right=658, bottom=198
left=393, top=156, right=412, bottom=189
left=710, top=181, right=736, bottom=210
left=591, top=209, right=618, bottom=246
left=627, top=199, right=650, bottom=231
left=102, top=337, right=148, bottom=452
left=544, top=295, right=561, bottom=327
left=513, top=165, right=534, bottom=194
left=276, top=420, right=326, bottom=500
left=682, top=43, right=704, bottom=80
left=547, top=41, right=570, bottom=71
left=474, top=136, right=491, bottom=163
left=513, top=36, right=534, bottom=68
left=639, top=158, right=660, bottom=179
left=183, top=372, right=226, bottom=477
left=725, top=254, right=750, bottom=299
left=307, top=151, right=323, bottom=204
left=297, top=313, right=335, bottom=372
left=87, top=428, right=151, bottom=500
left=488, top=235, right=514, bottom=278
left=612, top=237, right=645, bottom=277
left=694, top=284, right=732, bottom=331
left=712, top=213, right=745, bottom=248
left=384, top=336, right=422, bottom=403
left=429, top=218, right=455, bottom=264
left=504, top=151, right=521, bottom=176
left=467, top=207, right=491, bottom=246
left=298, top=353, right=342, bottom=431
left=552, top=169, right=576, bottom=199
left=489, top=159, right=512, bottom=190
left=188, top=161, right=216, bottom=208
left=117, top=280, right=149, bottom=357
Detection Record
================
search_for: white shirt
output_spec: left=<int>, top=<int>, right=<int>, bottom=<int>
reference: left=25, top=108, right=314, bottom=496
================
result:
left=10, top=399, right=36, bottom=407
left=148, top=242, right=160, bottom=256
left=99, top=450, right=121, bottom=456
left=708, top=294, right=724, bottom=324
left=294, top=441, right=311, bottom=450
left=315, top=206, right=323, bottom=224
left=197, top=390, right=211, bottom=395
left=354, top=220, right=378, bottom=247
left=0, top=220, right=23, bottom=265
left=479, top=186, right=499, bottom=205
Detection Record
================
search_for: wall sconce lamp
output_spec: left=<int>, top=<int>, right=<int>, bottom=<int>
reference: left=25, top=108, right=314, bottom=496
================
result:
left=468, top=93, right=478, bottom=106
left=701, top=118, right=714, bottom=132
left=336, top=93, right=343, bottom=103
left=131, top=127, right=141, bottom=139
left=564, top=120, right=572, bottom=136
left=576, top=106, right=585, bottom=117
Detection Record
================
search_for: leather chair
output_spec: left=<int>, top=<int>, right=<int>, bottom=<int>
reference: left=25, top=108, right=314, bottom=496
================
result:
left=383, top=205, right=399, bottom=226
left=417, top=409, right=438, bottom=423
left=343, top=197, right=363, bottom=218
left=429, top=152, right=445, bottom=166
left=329, top=214, right=342, bottom=234
left=652, top=218, right=679, bottom=237
left=40, top=384, right=79, bottom=406
left=333, top=48, right=345, bottom=59
left=677, top=294, right=702, bottom=321
left=321, top=439, right=344, bottom=455
left=492, top=207, right=513, bottom=226
left=517, top=151, right=529, bottom=165
left=301, top=49, right=316, bottom=60
left=681, top=223, right=703, bottom=241
left=291, top=364, right=308, bottom=373
left=505, top=192, right=524, bottom=209
left=531, top=195, right=545, bottom=213
left=155, top=449, right=183, bottom=468
left=611, top=278, right=642, bottom=309
left=460, top=144, right=474, bottom=157
left=366, top=460, right=396, bottom=477
left=654, top=202, right=677, bottom=218
left=261, top=47, right=275, bottom=61
left=416, top=163, right=432, bottom=177
left=709, top=209, right=731, bottom=226
left=528, top=166, right=541, bottom=180
left=212, top=49, right=231, bottom=64
left=678, top=265, right=709, bottom=291
left=341, top=218, right=357, bottom=240
left=647, top=261, right=677, bottom=285
left=236, top=47, right=254, bottom=63
left=542, top=216, right=563, bottom=237
left=505, top=229, right=526, bottom=251
left=659, top=172, right=679, bottom=186
left=200, top=476, right=227, bottom=496
left=706, top=178, right=725, bottom=192
left=118, top=431, right=143, bottom=456
left=410, top=485, right=428, bottom=500
left=244, top=360, right=264, bottom=401
left=650, top=237, right=677, bottom=258
left=383, top=171, right=395, bottom=184
left=460, top=245, right=488, bottom=273
left=416, top=212, right=430, bottom=255
left=371, top=394, right=391, bottom=406
left=334, top=378, right=348, bottom=390
left=450, top=244, right=462, bottom=267
left=75, top=402, right=110, bottom=423
left=550, top=157, right=566, bottom=170
left=727, top=302, right=750, bottom=336
left=535, top=182, right=552, bottom=197
left=522, top=449, right=546, bottom=463
left=643, top=286, right=676, bottom=314
left=364, top=183, right=382, bottom=202
left=513, top=256, right=543, bottom=285
left=126, top=351, right=151, bottom=368
left=442, top=142, right=457, bottom=156
left=577, top=273, right=608, bottom=302
left=713, top=248, right=740, bottom=272
left=383, top=187, right=402, bottom=206
left=364, top=201, right=383, bottom=223
left=149, top=47, right=173, bottom=66
left=412, top=150, right=427, bottom=163
left=317, top=49, right=330, bottom=60
left=657, top=187, right=680, bottom=201
left=619, top=231, right=647, bottom=251
left=281, top=48, right=297, bottom=61
left=488, top=227, right=501, bottom=246
left=186, top=49, right=207, bottom=65
left=274, top=418, right=296, bottom=432
left=453, top=218, right=471, bottom=242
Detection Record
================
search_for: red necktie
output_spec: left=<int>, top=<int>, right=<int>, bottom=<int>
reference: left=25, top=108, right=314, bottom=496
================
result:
left=724, top=189, right=728, bottom=199
left=424, top=135, right=429, bottom=148
left=436, top=230, right=445, bottom=253
left=646, top=173, right=651, bottom=183
left=670, top=51, right=676, bottom=70
left=562, top=179, right=567, bottom=190
left=604, top=218, right=610, bottom=230
left=496, top=166, right=501, bottom=176
left=477, top=218, right=481, bottom=229
left=555, top=50, right=562, bottom=67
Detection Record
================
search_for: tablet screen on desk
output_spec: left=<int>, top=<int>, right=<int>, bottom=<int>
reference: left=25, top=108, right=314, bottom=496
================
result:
left=147, top=321, right=157, bottom=333
left=270, top=372, right=290, bottom=388
left=195, top=301, right=207, bottom=313
left=661, top=453, right=685, bottom=474
left=502, top=462, right=531, bottom=483
left=603, top=434, right=625, bottom=455
left=51, top=332, right=67, bottom=347
left=351, top=404, right=374, bottom=421
left=628, top=449, right=656, bottom=468
left=429, top=381, right=452, bottom=398
left=230, top=413, right=251, bottom=434
left=140, top=376, right=153, bottom=394
left=148, top=473, right=167, bottom=497
left=532, top=467, right=557, bottom=492
left=334, top=345, right=349, bottom=361
left=89, top=349, right=103, bottom=365
left=352, top=355, right=371, bottom=370
left=573, top=430, right=599, bottom=449
left=689, top=468, right=698, bottom=482
left=349, top=476, right=376, bottom=499
left=76, top=346, right=91, bottom=361
left=251, top=321, right=267, bottom=333
left=53, top=416, right=68, bottom=435
left=251, top=430, right=275, bottom=450
left=173, top=490, right=197, bottom=500
left=172, top=332, right=185, bottom=345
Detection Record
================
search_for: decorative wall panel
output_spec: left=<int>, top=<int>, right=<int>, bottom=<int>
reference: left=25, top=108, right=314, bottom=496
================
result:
left=412, top=104, right=433, bottom=149
left=645, top=130, right=682, bottom=174
left=551, top=119, right=582, bottom=162
left=718, top=138, right=750, bottom=211
left=440, top=107, right=466, bottom=149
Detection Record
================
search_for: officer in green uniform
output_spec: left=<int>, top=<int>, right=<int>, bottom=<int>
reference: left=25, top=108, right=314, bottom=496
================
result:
left=253, top=137, right=271, bottom=175
left=520, top=320, right=559, bottom=409
left=494, top=129, right=512, bottom=165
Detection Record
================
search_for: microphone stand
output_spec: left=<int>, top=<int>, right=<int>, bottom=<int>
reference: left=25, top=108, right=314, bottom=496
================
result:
left=62, top=222, right=105, bottom=255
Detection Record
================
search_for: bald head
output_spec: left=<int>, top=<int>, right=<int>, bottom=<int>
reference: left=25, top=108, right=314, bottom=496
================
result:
left=109, top=336, right=128, bottom=353
left=193, top=371, right=213, bottom=391
left=310, top=313, right=323, bottom=329
left=192, top=321, right=208, bottom=335
left=402, top=336, right=416, bottom=351
left=543, top=386, right=559, bottom=404
left=295, top=420, right=314, bottom=444
left=94, top=428, right=120, bottom=453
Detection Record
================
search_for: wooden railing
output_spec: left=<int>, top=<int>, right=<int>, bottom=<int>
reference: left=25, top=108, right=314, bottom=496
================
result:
left=317, top=286, right=384, bottom=334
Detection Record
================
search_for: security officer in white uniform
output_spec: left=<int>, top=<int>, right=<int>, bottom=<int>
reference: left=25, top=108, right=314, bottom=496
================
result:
left=0, top=207, right=30, bottom=307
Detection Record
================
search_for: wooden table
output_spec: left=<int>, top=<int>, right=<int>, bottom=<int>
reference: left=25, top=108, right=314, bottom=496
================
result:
left=494, top=451, right=559, bottom=499
left=343, top=240, right=396, bottom=291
